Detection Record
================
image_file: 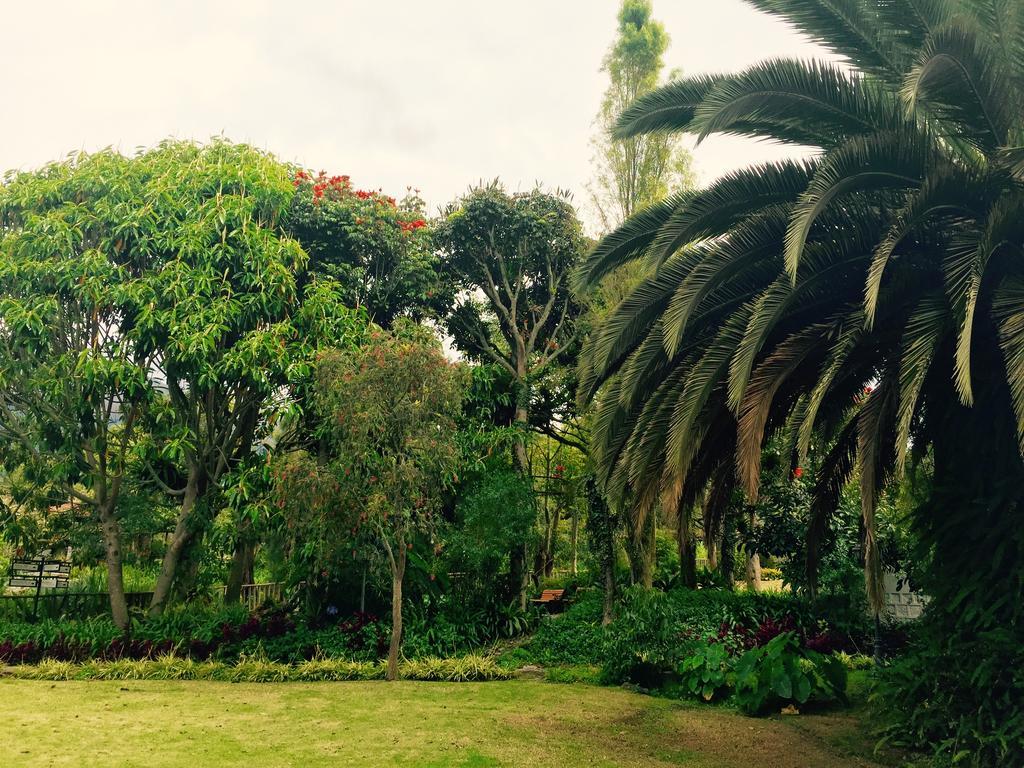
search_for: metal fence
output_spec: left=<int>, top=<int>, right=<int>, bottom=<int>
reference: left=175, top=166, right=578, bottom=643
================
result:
left=0, top=582, right=284, bottom=619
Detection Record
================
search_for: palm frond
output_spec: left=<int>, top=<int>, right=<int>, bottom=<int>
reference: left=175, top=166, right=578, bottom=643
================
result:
left=895, top=292, right=948, bottom=470
left=647, top=160, right=813, bottom=269
left=902, top=16, right=1015, bottom=151
left=992, top=278, right=1024, bottom=456
left=574, top=192, right=688, bottom=291
left=785, top=130, right=932, bottom=279
left=806, top=413, right=859, bottom=596
left=950, top=195, right=1024, bottom=406
left=613, top=74, right=726, bottom=139
left=743, top=0, right=909, bottom=81
left=736, top=324, right=830, bottom=498
left=692, top=59, right=904, bottom=148
left=857, top=374, right=897, bottom=617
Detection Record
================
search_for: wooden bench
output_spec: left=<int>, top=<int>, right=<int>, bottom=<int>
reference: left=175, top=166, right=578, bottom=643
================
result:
left=530, top=589, right=567, bottom=612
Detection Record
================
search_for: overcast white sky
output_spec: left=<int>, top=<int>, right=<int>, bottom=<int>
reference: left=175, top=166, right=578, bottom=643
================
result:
left=3, top=0, right=826, bottom=231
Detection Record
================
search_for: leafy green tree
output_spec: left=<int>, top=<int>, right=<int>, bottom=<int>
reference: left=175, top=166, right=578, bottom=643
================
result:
left=588, top=0, right=694, bottom=232
left=0, top=150, right=153, bottom=628
left=0, top=140, right=363, bottom=623
left=434, top=184, right=588, bottom=604
left=577, top=1, right=1024, bottom=759
left=276, top=324, right=465, bottom=680
left=286, top=172, right=444, bottom=326
left=127, top=141, right=363, bottom=616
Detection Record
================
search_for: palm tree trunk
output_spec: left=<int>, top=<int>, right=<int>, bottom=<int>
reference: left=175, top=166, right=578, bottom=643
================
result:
left=677, top=510, right=697, bottom=589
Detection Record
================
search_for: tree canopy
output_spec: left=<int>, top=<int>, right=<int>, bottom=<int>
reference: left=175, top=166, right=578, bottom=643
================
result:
left=577, top=1, right=1024, bottom=760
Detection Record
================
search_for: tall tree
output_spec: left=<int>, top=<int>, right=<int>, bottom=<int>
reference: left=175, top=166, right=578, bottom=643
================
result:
left=586, top=1, right=696, bottom=589
left=276, top=323, right=465, bottom=680
left=0, top=150, right=152, bottom=629
left=577, top=1, right=1024, bottom=760
left=588, top=0, right=694, bottom=233
left=434, top=183, right=587, bottom=604
left=133, top=141, right=362, bottom=616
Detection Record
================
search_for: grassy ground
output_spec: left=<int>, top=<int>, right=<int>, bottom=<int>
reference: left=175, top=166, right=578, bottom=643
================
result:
left=0, top=678, right=894, bottom=768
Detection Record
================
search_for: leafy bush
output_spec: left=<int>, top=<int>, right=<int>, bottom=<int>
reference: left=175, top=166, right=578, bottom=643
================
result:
left=732, top=632, right=847, bottom=716
left=677, top=642, right=732, bottom=702
left=0, top=605, right=388, bottom=665
left=874, top=625, right=1024, bottom=766
left=589, top=586, right=862, bottom=689
left=505, top=590, right=605, bottom=667
left=835, top=652, right=874, bottom=671
left=601, top=586, right=691, bottom=686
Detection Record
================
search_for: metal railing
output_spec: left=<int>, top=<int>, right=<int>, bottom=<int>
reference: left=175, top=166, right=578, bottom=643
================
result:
left=0, top=582, right=284, bottom=619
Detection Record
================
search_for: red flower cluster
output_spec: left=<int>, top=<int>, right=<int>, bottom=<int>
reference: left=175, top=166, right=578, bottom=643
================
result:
left=399, top=218, right=427, bottom=233
left=793, top=466, right=803, bottom=479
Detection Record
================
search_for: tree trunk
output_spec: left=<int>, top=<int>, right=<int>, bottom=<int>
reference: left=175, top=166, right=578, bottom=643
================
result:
left=386, top=545, right=407, bottom=682
left=721, top=511, right=737, bottom=589
left=570, top=507, right=579, bottom=576
left=99, top=506, right=129, bottom=631
left=584, top=477, right=616, bottom=625
left=544, top=503, right=561, bottom=578
left=745, top=551, right=762, bottom=592
left=509, top=546, right=527, bottom=610
left=225, top=538, right=254, bottom=606
left=677, top=511, right=697, bottom=589
left=149, top=471, right=201, bottom=617
left=706, top=537, right=718, bottom=572
left=512, top=390, right=531, bottom=610
left=626, top=512, right=654, bottom=588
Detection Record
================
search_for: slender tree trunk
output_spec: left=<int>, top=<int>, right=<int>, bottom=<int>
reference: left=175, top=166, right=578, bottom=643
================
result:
left=149, top=471, right=201, bottom=617
left=512, top=382, right=531, bottom=610
left=99, top=505, right=129, bottom=631
left=706, top=537, right=718, bottom=572
left=386, top=545, right=407, bottom=682
left=570, top=507, right=579, bottom=576
left=545, top=504, right=561, bottom=578
left=677, top=510, right=697, bottom=589
left=721, top=511, right=737, bottom=589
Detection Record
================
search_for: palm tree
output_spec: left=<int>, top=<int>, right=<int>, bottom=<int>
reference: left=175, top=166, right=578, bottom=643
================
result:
left=576, top=0, right=1024, bottom=738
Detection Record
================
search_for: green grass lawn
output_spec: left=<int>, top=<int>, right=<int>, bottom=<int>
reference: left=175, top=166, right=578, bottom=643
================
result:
left=0, top=678, right=893, bottom=768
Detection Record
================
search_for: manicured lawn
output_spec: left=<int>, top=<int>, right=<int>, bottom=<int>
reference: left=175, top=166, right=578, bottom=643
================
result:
left=0, top=678, right=891, bottom=767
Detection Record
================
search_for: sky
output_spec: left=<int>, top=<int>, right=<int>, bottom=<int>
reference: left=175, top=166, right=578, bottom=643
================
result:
left=2, top=0, right=827, bottom=232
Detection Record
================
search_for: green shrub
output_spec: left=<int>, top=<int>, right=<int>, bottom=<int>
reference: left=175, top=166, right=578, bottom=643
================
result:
left=873, top=625, right=1024, bottom=766
left=400, top=654, right=512, bottom=682
left=759, top=567, right=783, bottom=581
left=507, top=590, right=605, bottom=667
left=732, top=632, right=847, bottom=716
left=677, top=642, right=732, bottom=702
left=601, top=586, right=691, bottom=686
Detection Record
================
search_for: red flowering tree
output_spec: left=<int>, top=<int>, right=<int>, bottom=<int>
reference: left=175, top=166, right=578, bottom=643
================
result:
left=275, top=322, right=466, bottom=680
left=287, top=170, right=446, bottom=327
